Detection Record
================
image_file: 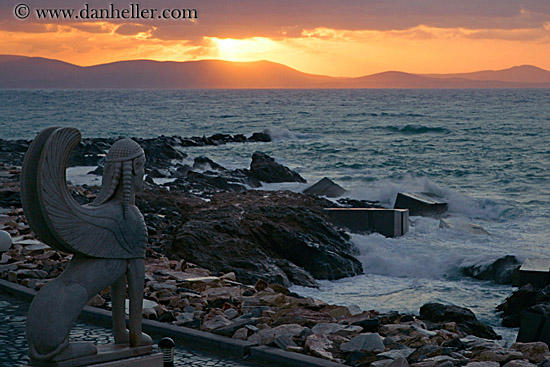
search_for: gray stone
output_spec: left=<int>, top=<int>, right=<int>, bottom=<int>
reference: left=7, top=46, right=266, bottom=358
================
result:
left=389, top=357, right=410, bottom=367
left=213, top=315, right=260, bottom=337
left=502, top=360, right=537, bottom=367
left=0, top=230, right=12, bottom=252
left=232, top=327, right=249, bottom=340
left=464, top=362, right=500, bottom=367
left=223, top=308, right=239, bottom=320
left=150, top=282, right=177, bottom=292
left=0, top=264, right=17, bottom=273
left=20, top=128, right=152, bottom=363
left=340, top=332, right=385, bottom=353
left=304, top=334, right=335, bottom=361
left=378, top=347, right=415, bottom=360
left=248, top=324, right=305, bottom=346
left=16, top=269, right=49, bottom=279
left=372, top=360, right=394, bottom=367
left=303, top=177, right=347, bottom=198
left=270, top=334, right=298, bottom=350
left=202, top=314, right=232, bottom=332
left=511, top=342, right=550, bottom=364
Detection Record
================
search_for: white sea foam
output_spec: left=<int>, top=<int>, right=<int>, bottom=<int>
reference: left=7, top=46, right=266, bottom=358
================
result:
left=261, top=127, right=313, bottom=141
left=66, top=166, right=101, bottom=186
left=344, top=174, right=514, bottom=221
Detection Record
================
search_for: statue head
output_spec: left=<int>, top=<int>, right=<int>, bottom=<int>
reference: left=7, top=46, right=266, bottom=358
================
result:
left=91, top=138, right=145, bottom=218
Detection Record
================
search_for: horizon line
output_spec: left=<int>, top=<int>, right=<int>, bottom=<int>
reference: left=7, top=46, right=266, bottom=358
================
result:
left=1, top=54, right=549, bottom=79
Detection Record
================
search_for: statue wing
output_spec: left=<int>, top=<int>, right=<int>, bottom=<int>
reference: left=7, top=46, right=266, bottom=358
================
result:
left=21, top=127, right=146, bottom=258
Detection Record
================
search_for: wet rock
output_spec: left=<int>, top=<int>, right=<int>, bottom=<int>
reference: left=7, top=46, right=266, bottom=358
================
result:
left=340, top=333, right=385, bottom=353
left=248, top=131, right=272, bottom=143
left=249, top=152, right=306, bottom=183
left=304, top=177, right=346, bottom=198
left=170, top=190, right=362, bottom=287
left=419, top=303, right=500, bottom=340
left=497, top=284, right=550, bottom=328
left=461, top=256, right=520, bottom=285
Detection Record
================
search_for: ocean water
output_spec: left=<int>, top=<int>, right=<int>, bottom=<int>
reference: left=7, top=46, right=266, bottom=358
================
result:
left=2, top=89, right=550, bottom=340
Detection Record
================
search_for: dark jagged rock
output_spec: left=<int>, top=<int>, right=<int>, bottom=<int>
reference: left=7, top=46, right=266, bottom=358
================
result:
left=304, top=177, right=347, bottom=198
left=461, top=255, right=521, bottom=285
left=193, top=156, right=226, bottom=171
left=248, top=131, right=272, bottom=142
left=0, top=130, right=272, bottom=168
left=420, top=302, right=501, bottom=340
left=497, top=284, right=550, bottom=327
left=249, top=151, right=306, bottom=183
left=170, top=190, right=362, bottom=287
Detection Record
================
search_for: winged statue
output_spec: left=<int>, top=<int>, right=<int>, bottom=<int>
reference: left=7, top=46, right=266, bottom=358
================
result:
left=20, top=127, right=153, bottom=364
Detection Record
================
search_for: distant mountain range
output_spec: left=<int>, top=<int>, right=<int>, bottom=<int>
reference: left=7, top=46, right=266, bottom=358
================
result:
left=1, top=55, right=550, bottom=89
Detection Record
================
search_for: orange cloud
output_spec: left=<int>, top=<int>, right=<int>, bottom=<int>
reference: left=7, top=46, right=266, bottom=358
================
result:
left=1, top=18, right=549, bottom=77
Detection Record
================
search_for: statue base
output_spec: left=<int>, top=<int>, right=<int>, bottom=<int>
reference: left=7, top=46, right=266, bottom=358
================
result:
left=25, top=344, right=161, bottom=367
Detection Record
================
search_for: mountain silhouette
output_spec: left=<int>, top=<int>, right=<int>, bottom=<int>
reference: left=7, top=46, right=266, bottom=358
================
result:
left=1, top=55, right=549, bottom=88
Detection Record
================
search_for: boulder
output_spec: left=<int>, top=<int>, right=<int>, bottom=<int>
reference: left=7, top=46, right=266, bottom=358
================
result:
left=419, top=303, right=501, bottom=340
left=460, top=256, right=520, bottom=285
left=201, top=314, right=232, bottom=332
left=511, top=342, right=550, bottom=364
left=170, top=190, right=362, bottom=287
left=340, top=333, right=385, bottom=353
left=247, top=324, right=305, bottom=345
left=496, top=284, right=545, bottom=328
left=249, top=151, right=306, bottom=183
left=502, top=360, right=538, bottom=367
left=305, top=334, right=336, bottom=360
left=304, top=177, right=346, bottom=198
left=464, top=362, right=500, bottom=367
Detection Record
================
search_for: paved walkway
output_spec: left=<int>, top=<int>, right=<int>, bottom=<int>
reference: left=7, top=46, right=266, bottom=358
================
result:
left=0, top=293, right=262, bottom=367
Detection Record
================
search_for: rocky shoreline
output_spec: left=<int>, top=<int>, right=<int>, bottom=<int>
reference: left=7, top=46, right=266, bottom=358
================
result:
left=1, top=134, right=549, bottom=366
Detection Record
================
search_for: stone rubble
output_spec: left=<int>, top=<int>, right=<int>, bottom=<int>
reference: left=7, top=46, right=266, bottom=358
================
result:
left=0, top=160, right=548, bottom=366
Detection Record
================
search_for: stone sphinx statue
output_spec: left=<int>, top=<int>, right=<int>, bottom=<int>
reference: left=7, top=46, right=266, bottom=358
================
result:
left=20, top=127, right=153, bottom=364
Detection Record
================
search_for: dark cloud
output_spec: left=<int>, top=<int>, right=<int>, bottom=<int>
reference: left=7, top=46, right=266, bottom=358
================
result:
left=1, top=0, right=549, bottom=41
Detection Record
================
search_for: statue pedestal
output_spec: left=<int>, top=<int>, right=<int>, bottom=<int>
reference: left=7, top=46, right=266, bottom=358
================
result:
left=26, top=344, right=162, bottom=367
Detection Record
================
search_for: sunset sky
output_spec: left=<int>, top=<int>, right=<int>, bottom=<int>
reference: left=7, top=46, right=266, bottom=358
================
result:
left=1, top=0, right=549, bottom=77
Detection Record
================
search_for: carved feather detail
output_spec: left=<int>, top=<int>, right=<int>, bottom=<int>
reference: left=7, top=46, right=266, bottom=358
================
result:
left=24, top=127, right=146, bottom=259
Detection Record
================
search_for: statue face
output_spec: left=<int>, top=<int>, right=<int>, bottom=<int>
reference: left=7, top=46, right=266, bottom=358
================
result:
left=132, top=155, right=146, bottom=193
